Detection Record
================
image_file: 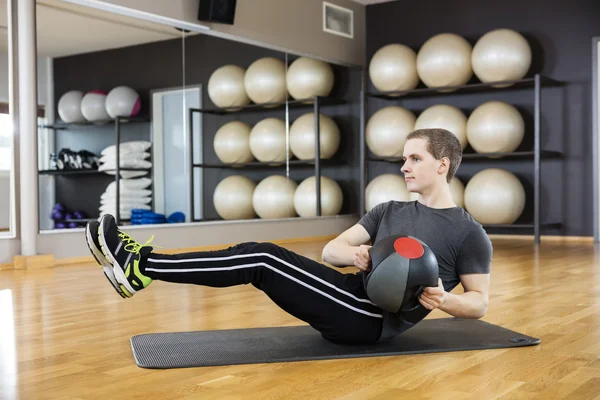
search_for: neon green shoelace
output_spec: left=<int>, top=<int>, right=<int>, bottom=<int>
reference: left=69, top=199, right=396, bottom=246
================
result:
left=118, top=231, right=158, bottom=254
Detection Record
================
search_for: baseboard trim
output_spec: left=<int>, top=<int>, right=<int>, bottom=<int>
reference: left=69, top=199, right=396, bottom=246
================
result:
left=488, top=234, right=594, bottom=242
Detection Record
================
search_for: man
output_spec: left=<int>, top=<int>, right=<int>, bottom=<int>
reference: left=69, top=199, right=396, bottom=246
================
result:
left=85, top=128, right=492, bottom=344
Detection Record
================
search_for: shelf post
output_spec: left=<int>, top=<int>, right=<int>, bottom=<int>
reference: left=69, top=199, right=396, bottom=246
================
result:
left=189, top=107, right=195, bottom=222
left=360, top=68, right=367, bottom=217
left=314, top=95, right=321, bottom=217
left=534, top=74, right=541, bottom=245
left=115, top=117, right=121, bottom=225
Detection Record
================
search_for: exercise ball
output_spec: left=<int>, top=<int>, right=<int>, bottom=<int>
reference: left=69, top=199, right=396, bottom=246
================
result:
left=416, top=33, right=473, bottom=89
left=105, top=86, right=141, bottom=119
left=365, top=235, right=438, bottom=313
left=208, top=65, right=250, bottom=109
left=294, top=175, right=343, bottom=217
left=286, top=57, right=334, bottom=101
left=472, top=29, right=532, bottom=85
left=464, top=168, right=525, bottom=224
left=252, top=175, right=298, bottom=219
left=414, top=104, right=468, bottom=150
left=249, top=118, right=288, bottom=162
left=244, top=57, right=287, bottom=105
left=213, top=175, right=256, bottom=220
left=369, top=44, right=419, bottom=93
left=366, top=106, right=416, bottom=158
left=58, top=90, right=85, bottom=123
left=213, top=121, right=254, bottom=164
left=81, top=90, right=110, bottom=123
left=466, top=101, right=524, bottom=154
left=290, top=113, right=340, bottom=160
left=410, top=177, right=465, bottom=208
left=366, top=174, right=411, bottom=212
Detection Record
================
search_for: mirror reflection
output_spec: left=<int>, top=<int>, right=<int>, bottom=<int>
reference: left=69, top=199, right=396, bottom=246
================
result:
left=0, top=0, right=12, bottom=236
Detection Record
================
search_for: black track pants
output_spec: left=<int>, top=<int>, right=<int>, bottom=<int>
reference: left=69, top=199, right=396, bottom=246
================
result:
left=143, top=241, right=384, bottom=344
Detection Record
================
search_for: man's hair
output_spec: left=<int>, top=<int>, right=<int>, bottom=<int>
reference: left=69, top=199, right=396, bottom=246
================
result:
left=405, top=128, right=462, bottom=183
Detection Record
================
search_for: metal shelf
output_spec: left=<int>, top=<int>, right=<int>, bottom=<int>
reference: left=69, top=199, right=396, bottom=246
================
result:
left=192, top=159, right=338, bottom=169
left=39, top=168, right=149, bottom=176
left=366, top=75, right=562, bottom=99
left=190, top=96, right=346, bottom=115
left=39, top=116, right=150, bottom=130
left=360, top=74, right=561, bottom=245
left=368, top=150, right=563, bottom=163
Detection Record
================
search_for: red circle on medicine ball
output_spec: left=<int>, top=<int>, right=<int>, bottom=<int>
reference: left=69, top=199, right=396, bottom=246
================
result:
left=393, top=237, right=424, bottom=259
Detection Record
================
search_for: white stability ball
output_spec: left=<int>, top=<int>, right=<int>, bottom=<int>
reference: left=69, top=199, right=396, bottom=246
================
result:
left=213, top=175, right=257, bottom=220
left=369, top=44, right=419, bottom=93
left=290, top=113, right=340, bottom=160
left=58, top=90, right=86, bottom=123
left=244, top=57, right=287, bottom=105
left=466, top=101, right=525, bottom=153
left=286, top=57, right=334, bottom=101
left=105, top=86, right=141, bottom=119
left=366, top=174, right=411, bottom=212
left=249, top=118, right=288, bottom=162
left=252, top=175, right=298, bottom=219
left=208, top=65, right=250, bottom=109
left=294, top=175, right=343, bottom=217
left=414, top=104, right=468, bottom=150
left=416, top=33, right=473, bottom=89
left=472, top=28, right=532, bottom=85
left=81, top=90, right=110, bottom=123
left=213, top=121, right=254, bottom=164
left=366, top=106, right=416, bottom=158
left=409, top=177, right=465, bottom=208
left=464, top=168, right=525, bottom=224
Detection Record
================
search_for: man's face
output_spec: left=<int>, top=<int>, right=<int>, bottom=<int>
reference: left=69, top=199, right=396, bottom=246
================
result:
left=401, top=138, right=441, bottom=193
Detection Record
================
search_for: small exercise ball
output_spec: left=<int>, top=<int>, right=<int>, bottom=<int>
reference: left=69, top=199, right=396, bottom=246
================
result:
left=213, top=175, right=257, bottom=220
left=472, top=29, right=532, bottom=85
left=252, top=175, right=298, bottom=219
left=58, top=91, right=85, bottom=123
left=416, top=33, right=473, bottom=89
left=249, top=118, right=288, bottom=162
left=366, top=106, right=416, bottom=158
left=208, top=65, right=250, bottom=109
left=286, top=57, right=334, bottom=101
left=410, top=177, right=465, bottom=208
left=369, top=44, right=419, bottom=93
left=294, top=176, right=343, bottom=217
left=81, top=90, right=110, bottom=123
left=414, top=104, right=468, bottom=150
left=366, top=174, right=411, bottom=212
left=466, top=101, right=524, bottom=154
left=105, top=86, right=141, bottom=119
left=244, top=57, right=287, bottom=105
left=213, top=121, right=254, bottom=164
left=464, top=168, right=525, bottom=224
left=290, top=113, right=340, bottom=160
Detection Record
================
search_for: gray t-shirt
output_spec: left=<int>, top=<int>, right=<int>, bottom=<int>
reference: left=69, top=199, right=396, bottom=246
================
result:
left=358, top=200, right=493, bottom=341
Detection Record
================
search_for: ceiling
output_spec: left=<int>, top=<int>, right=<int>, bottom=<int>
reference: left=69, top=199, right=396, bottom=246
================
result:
left=0, top=0, right=185, bottom=58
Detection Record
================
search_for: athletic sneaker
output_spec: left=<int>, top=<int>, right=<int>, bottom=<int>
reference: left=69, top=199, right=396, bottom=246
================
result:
left=85, top=220, right=127, bottom=299
left=98, top=214, right=155, bottom=298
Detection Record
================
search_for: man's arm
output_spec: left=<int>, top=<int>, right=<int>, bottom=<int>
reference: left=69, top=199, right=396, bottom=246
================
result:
left=438, top=273, right=490, bottom=319
left=322, top=224, right=371, bottom=267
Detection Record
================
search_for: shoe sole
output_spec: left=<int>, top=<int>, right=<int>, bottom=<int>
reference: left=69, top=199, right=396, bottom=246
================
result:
left=85, top=221, right=127, bottom=299
left=98, top=214, right=138, bottom=297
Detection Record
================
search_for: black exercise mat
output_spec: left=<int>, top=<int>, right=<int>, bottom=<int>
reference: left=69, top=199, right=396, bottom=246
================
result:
left=130, top=317, right=539, bottom=369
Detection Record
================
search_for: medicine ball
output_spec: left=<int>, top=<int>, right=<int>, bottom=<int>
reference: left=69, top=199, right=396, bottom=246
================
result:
left=364, top=235, right=438, bottom=313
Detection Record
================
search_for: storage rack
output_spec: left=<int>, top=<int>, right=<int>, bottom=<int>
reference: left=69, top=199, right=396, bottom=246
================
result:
left=188, top=95, right=346, bottom=222
left=360, top=74, right=563, bottom=244
left=39, top=116, right=152, bottom=225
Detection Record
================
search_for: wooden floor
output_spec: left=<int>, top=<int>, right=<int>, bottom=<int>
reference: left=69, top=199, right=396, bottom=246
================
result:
left=1, top=237, right=600, bottom=399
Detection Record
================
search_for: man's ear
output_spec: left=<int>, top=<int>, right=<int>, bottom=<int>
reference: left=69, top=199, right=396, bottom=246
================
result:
left=438, top=157, right=450, bottom=173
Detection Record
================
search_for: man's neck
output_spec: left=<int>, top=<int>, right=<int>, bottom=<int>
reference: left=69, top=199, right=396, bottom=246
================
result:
left=416, top=184, right=456, bottom=209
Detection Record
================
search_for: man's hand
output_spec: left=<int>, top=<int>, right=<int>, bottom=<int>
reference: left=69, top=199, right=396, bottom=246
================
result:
left=353, top=245, right=372, bottom=271
left=419, top=278, right=447, bottom=310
